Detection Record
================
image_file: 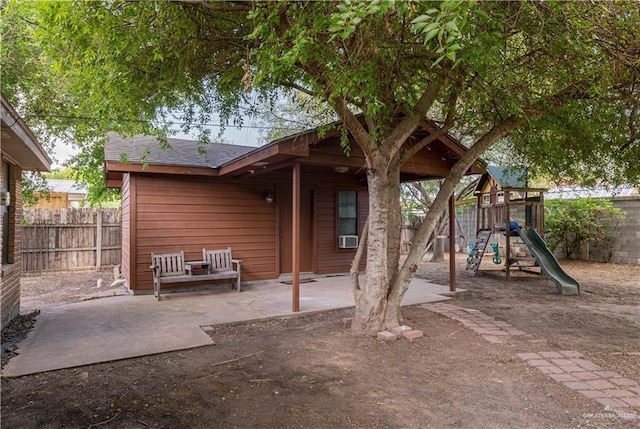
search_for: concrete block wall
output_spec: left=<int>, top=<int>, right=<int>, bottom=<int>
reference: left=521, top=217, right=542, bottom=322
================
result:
left=588, top=197, right=640, bottom=265
left=452, top=203, right=477, bottom=252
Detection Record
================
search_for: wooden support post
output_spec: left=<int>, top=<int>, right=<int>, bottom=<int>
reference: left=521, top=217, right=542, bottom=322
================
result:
left=292, top=163, right=301, bottom=312
left=505, top=192, right=511, bottom=281
left=96, top=210, right=102, bottom=270
left=539, top=192, right=545, bottom=236
left=449, top=194, right=456, bottom=292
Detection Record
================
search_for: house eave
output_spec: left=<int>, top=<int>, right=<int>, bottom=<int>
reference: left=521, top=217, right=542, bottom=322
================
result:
left=1, top=94, right=51, bottom=171
left=104, top=161, right=220, bottom=188
left=218, top=133, right=311, bottom=177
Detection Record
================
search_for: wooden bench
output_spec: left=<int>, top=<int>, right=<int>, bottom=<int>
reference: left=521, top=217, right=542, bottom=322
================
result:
left=150, top=248, right=242, bottom=300
left=202, top=247, right=242, bottom=292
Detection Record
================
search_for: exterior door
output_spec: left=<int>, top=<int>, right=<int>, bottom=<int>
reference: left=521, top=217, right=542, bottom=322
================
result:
left=279, top=186, right=313, bottom=274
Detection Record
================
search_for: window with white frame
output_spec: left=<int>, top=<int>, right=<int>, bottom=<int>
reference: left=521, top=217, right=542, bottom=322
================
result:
left=337, top=190, right=357, bottom=236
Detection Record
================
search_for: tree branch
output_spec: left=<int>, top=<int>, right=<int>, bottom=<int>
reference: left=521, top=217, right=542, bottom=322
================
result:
left=411, top=181, right=433, bottom=207
left=278, top=81, right=318, bottom=97
left=350, top=217, right=369, bottom=293
left=329, top=97, right=372, bottom=159
left=386, top=115, right=524, bottom=308
left=389, top=93, right=458, bottom=174
left=524, top=80, right=593, bottom=116
left=457, top=177, right=480, bottom=201
left=384, top=78, right=446, bottom=161
left=171, top=0, right=252, bottom=12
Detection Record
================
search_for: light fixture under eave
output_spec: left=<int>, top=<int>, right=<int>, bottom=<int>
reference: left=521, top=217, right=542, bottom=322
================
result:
left=264, top=191, right=275, bottom=204
left=334, top=166, right=349, bottom=174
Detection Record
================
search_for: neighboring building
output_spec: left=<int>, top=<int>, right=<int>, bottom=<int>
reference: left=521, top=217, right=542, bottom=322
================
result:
left=31, top=179, right=88, bottom=209
left=1, top=94, right=51, bottom=328
left=104, top=121, right=484, bottom=295
left=546, top=185, right=637, bottom=200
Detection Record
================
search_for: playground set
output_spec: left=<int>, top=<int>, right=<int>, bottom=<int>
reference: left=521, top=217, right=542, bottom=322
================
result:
left=465, top=166, right=580, bottom=295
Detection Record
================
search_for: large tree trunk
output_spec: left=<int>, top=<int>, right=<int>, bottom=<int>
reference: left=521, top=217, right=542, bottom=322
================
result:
left=429, top=214, right=448, bottom=262
left=352, top=166, right=392, bottom=334
left=386, top=169, right=402, bottom=284
left=388, top=118, right=523, bottom=307
left=352, top=162, right=405, bottom=333
left=383, top=170, right=403, bottom=328
left=430, top=235, right=445, bottom=262
left=352, top=118, right=520, bottom=333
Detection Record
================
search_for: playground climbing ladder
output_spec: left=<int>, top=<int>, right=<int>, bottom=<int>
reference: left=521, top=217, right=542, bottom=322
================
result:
left=466, top=230, right=492, bottom=275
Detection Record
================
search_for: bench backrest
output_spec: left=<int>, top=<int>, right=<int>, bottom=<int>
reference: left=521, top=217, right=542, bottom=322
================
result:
left=203, top=247, right=233, bottom=271
left=151, top=251, right=186, bottom=277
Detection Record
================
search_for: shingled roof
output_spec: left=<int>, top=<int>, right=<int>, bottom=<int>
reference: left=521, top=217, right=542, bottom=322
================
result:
left=105, top=119, right=485, bottom=188
left=104, top=133, right=256, bottom=169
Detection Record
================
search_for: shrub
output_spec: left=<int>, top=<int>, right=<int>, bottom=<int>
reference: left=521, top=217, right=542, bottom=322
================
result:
left=545, top=198, right=624, bottom=259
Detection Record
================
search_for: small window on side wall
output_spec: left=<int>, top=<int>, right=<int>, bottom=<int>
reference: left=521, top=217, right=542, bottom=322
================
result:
left=497, top=191, right=505, bottom=204
left=482, top=193, right=491, bottom=206
left=338, top=189, right=357, bottom=236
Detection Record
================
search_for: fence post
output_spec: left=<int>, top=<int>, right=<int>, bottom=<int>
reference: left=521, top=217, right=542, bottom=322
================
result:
left=96, top=210, right=102, bottom=269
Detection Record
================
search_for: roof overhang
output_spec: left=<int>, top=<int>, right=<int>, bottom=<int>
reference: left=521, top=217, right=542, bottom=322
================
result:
left=1, top=94, right=51, bottom=171
left=104, top=161, right=220, bottom=188
left=104, top=116, right=486, bottom=188
left=218, top=119, right=485, bottom=180
left=218, top=133, right=311, bottom=177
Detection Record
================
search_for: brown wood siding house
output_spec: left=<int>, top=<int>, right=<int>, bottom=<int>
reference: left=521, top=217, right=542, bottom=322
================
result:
left=1, top=94, right=51, bottom=328
left=105, top=120, right=483, bottom=294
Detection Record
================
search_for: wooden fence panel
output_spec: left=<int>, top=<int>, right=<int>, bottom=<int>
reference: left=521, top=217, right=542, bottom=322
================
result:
left=21, top=208, right=121, bottom=274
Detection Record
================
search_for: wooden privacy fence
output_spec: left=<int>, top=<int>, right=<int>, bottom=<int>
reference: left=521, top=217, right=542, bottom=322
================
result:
left=21, top=208, right=121, bottom=274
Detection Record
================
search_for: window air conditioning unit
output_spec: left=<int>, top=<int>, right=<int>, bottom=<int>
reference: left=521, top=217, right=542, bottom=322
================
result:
left=339, top=235, right=359, bottom=249
left=0, top=192, right=10, bottom=206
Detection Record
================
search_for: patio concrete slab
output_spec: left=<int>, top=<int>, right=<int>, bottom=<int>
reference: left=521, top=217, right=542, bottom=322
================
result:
left=1, top=275, right=459, bottom=377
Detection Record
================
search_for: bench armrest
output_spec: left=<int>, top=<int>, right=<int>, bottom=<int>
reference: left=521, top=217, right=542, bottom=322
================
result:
left=150, top=265, right=160, bottom=281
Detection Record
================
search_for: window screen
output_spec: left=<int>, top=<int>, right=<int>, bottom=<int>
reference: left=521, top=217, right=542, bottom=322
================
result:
left=338, top=190, right=357, bottom=236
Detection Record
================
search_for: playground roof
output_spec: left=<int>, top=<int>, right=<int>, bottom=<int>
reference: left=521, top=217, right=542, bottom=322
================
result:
left=474, top=165, right=528, bottom=193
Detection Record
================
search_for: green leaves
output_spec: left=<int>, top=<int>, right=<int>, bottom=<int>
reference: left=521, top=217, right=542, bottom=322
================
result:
left=328, top=0, right=408, bottom=40
left=545, top=198, right=624, bottom=259
left=410, top=0, right=478, bottom=68
left=2, top=0, right=638, bottom=206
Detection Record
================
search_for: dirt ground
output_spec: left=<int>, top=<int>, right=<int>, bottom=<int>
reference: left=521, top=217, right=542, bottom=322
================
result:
left=1, top=257, right=639, bottom=428
left=19, top=269, right=129, bottom=314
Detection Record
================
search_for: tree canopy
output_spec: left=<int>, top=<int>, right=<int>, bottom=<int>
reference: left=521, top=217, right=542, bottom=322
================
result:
left=2, top=0, right=638, bottom=332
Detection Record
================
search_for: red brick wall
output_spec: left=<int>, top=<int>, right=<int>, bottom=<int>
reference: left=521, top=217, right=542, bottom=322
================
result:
left=1, top=161, right=23, bottom=329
